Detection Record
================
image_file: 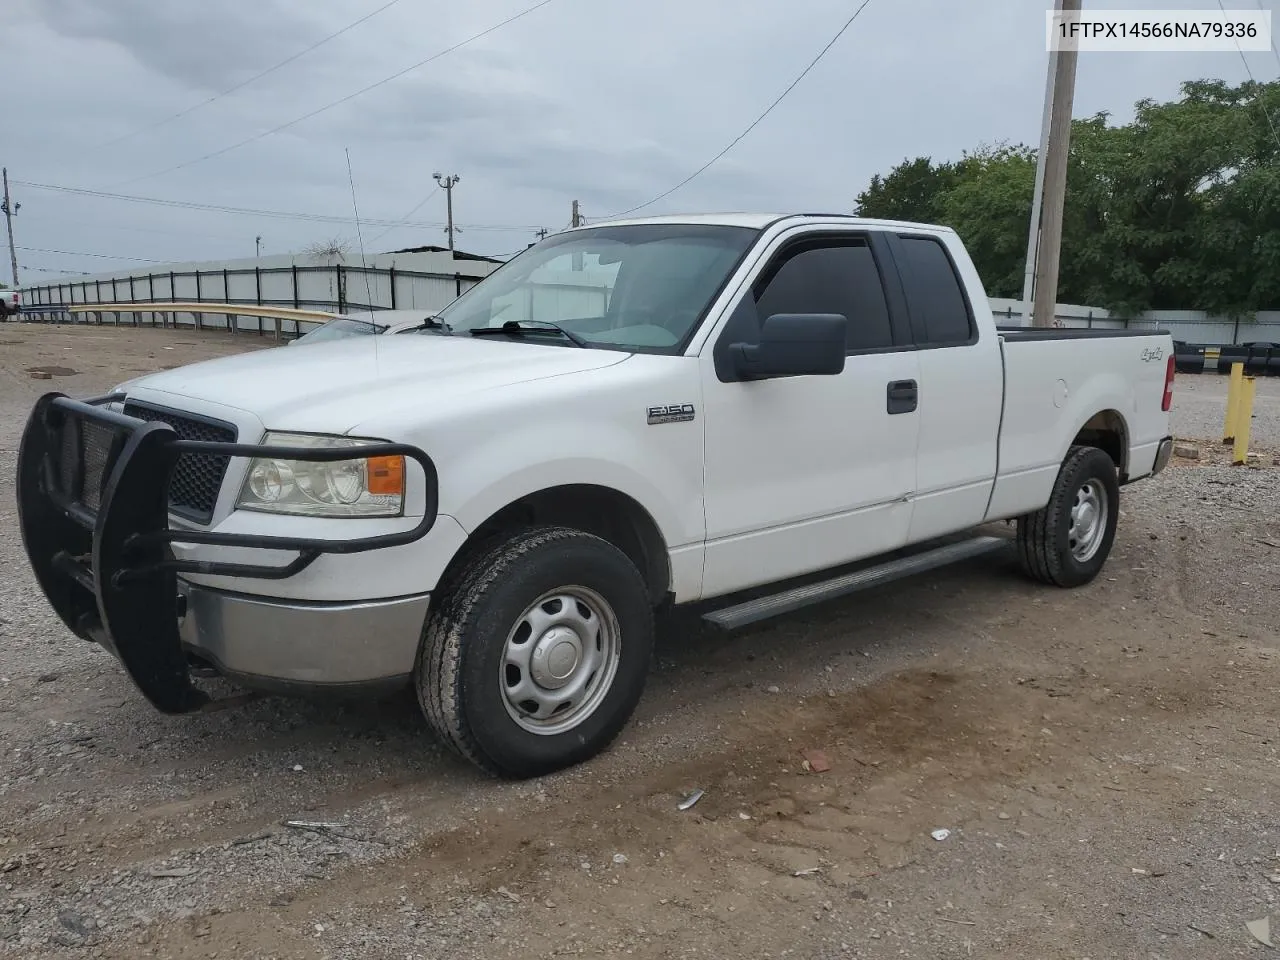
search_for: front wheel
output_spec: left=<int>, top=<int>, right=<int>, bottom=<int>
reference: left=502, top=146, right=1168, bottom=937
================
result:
left=415, top=526, right=654, bottom=778
left=1016, top=445, right=1120, bottom=587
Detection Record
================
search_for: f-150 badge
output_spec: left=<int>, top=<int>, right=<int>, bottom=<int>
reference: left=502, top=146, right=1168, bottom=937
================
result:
left=647, top=404, right=696, bottom=425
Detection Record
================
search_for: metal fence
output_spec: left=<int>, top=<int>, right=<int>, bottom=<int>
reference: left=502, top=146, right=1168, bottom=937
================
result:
left=988, top=298, right=1280, bottom=345
left=20, top=273, right=1280, bottom=351
left=17, top=263, right=488, bottom=335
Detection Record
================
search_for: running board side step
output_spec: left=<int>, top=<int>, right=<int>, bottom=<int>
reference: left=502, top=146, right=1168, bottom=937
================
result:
left=701, top=536, right=1010, bottom=631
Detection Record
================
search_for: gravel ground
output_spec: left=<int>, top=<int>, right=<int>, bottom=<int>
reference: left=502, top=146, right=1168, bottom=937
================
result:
left=1168, top=371, right=1280, bottom=449
left=1, top=324, right=1279, bottom=959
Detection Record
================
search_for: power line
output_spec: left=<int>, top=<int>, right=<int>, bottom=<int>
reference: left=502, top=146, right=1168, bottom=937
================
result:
left=603, top=0, right=875, bottom=219
left=366, top=186, right=440, bottom=245
left=33, top=213, right=244, bottom=242
left=1219, top=0, right=1280, bottom=156
left=1255, top=0, right=1280, bottom=78
left=12, top=178, right=541, bottom=231
left=113, top=0, right=559, bottom=187
left=97, top=0, right=406, bottom=151
left=24, top=265, right=92, bottom=276
left=17, top=245, right=166, bottom=263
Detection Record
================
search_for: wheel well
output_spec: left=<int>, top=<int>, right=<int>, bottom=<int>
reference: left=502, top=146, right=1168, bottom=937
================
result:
left=1072, top=410, right=1128, bottom=477
left=445, top=485, right=671, bottom=605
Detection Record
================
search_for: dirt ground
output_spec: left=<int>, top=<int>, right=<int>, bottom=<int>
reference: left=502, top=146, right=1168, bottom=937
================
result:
left=2, top=323, right=1280, bottom=960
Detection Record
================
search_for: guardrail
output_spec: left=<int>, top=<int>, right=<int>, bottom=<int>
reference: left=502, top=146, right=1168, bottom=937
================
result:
left=15, top=301, right=331, bottom=340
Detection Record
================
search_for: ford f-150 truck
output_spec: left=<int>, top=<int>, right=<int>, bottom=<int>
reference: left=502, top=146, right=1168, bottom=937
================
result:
left=17, top=214, right=1175, bottom=778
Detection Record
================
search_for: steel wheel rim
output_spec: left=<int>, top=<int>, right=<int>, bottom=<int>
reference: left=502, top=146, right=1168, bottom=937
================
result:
left=499, top=585, right=621, bottom=736
left=1068, top=478, right=1108, bottom=563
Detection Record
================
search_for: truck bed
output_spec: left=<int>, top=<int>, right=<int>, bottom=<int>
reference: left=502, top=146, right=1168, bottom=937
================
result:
left=986, top=327, right=1173, bottom=522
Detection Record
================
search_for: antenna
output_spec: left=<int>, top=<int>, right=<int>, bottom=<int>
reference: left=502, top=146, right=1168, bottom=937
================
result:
left=345, top=148, right=379, bottom=370
left=344, top=148, right=376, bottom=307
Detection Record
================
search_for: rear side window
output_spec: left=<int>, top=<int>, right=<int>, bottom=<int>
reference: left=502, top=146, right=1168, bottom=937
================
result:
left=898, top=236, right=974, bottom=347
left=753, top=241, right=894, bottom=353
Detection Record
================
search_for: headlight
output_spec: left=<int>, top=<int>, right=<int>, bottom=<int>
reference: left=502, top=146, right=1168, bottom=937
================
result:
left=235, top=432, right=406, bottom=518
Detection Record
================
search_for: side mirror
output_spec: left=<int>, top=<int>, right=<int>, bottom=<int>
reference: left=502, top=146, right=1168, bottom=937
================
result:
left=729, top=313, right=847, bottom=380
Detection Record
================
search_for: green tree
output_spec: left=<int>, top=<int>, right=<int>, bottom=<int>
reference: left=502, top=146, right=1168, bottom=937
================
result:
left=853, top=156, right=966, bottom=223
left=853, top=77, right=1280, bottom=316
left=937, top=144, right=1036, bottom=299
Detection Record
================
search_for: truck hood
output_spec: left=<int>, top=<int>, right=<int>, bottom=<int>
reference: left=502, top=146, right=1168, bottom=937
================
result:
left=121, top=334, right=629, bottom=433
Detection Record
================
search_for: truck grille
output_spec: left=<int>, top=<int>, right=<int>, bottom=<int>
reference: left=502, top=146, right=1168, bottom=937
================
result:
left=122, top=402, right=238, bottom=524
left=56, top=418, right=121, bottom=513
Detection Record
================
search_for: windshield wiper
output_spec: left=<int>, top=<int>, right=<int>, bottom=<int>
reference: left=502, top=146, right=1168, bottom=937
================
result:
left=412, top=315, right=453, bottom=334
left=469, top=320, right=588, bottom=348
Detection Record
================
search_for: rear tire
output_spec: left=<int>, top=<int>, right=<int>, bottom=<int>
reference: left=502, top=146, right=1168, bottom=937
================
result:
left=415, top=525, right=654, bottom=779
left=1016, top=445, right=1120, bottom=588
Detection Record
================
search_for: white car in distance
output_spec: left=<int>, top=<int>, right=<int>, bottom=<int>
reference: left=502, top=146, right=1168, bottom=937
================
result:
left=288, top=310, right=448, bottom=346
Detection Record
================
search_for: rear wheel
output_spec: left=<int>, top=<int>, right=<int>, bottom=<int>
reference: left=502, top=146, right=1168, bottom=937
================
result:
left=1016, top=445, right=1120, bottom=587
left=415, top=525, right=654, bottom=778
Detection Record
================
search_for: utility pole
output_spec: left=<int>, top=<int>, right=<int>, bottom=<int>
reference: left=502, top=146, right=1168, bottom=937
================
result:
left=434, top=172, right=461, bottom=251
left=1026, top=0, right=1080, bottom=328
left=1019, top=1, right=1059, bottom=327
left=569, top=201, right=584, bottom=270
left=2, top=168, right=19, bottom=288
left=255, top=235, right=262, bottom=258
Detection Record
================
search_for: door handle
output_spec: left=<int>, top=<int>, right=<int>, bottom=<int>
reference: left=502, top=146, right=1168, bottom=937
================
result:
left=886, top=379, right=918, bottom=415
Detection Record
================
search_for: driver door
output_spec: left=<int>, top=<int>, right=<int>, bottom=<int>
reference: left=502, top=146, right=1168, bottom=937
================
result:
left=698, top=230, right=921, bottom=599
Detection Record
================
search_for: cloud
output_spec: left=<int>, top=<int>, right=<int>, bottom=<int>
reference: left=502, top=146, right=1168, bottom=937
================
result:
left=8, top=0, right=1278, bottom=275
left=34, top=0, right=329, bottom=91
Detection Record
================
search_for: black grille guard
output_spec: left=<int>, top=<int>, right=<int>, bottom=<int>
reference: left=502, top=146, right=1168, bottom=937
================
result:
left=17, top=392, right=439, bottom=714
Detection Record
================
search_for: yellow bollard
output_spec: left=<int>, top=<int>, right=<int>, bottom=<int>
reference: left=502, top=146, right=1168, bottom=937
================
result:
left=1223, top=361, right=1245, bottom=444
left=1233, top=375, right=1257, bottom=465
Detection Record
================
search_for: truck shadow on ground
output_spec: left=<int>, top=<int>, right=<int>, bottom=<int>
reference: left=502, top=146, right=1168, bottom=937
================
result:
left=139, top=547, right=1031, bottom=762
left=1, top=547, right=1048, bottom=882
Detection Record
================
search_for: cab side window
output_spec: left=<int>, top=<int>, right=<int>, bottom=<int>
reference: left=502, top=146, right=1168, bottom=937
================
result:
left=752, top=240, right=894, bottom=354
left=896, top=236, right=975, bottom=347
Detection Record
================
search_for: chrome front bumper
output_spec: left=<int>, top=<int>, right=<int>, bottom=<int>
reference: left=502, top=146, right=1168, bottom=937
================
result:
left=178, top=581, right=430, bottom=691
left=18, top=392, right=439, bottom=713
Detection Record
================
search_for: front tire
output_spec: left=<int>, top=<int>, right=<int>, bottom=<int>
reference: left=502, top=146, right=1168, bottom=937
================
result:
left=416, top=526, right=654, bottom=778
left=1016, top=445, right=1120, bottom=587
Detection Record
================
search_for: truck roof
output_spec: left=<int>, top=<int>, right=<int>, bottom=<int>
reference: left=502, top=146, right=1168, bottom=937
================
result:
left=580, top=212, right=955, bottom=233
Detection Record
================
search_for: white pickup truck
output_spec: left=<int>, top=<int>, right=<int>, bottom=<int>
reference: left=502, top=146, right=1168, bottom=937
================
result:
left=18, top=214, right=1174, bottom=778
left=0, top=287, right=19, bottom=320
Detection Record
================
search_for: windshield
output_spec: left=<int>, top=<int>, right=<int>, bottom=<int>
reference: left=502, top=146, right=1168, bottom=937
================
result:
left=430, top=223, right=759, bottom=353
left=295, top=316, right=387, bottom=344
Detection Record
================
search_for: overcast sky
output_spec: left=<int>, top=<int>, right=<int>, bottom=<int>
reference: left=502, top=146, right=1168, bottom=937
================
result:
left=6, top=0, right=1279, bottom=281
